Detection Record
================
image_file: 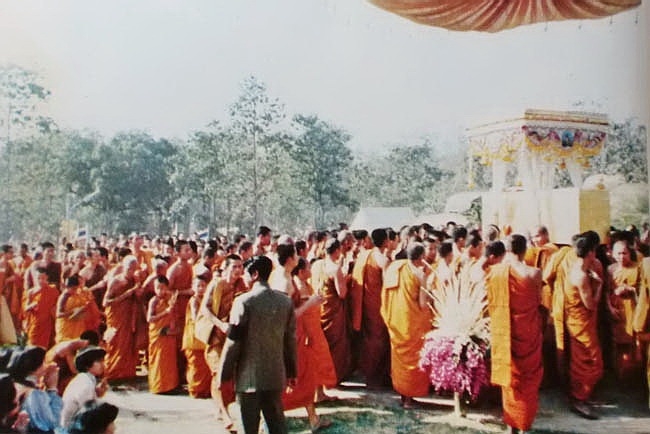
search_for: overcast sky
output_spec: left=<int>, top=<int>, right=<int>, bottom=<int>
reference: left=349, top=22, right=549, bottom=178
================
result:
left=0, top=0, right=646, bottom=152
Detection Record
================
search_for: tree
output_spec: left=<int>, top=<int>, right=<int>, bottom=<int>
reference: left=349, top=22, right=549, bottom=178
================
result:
left=588, top=119, right=647, bottom=183
left=0, top=64, right=53, bottom=147
left=284, top=114, right=355, bottom=228
left=229, top=76, right=285, bottom=230
left=350, top=139, right=451, bottom=215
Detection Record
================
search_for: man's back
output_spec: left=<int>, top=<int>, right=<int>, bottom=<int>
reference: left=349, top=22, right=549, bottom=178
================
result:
left=227, top=282, right=296, bottom=392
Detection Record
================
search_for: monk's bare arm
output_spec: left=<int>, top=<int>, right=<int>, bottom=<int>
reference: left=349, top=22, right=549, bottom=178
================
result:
left=333, top=267, right=347, bottom=299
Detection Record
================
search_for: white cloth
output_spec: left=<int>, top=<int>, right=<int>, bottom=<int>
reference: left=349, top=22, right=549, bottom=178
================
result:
left=60, top=372, right=97, bottom=428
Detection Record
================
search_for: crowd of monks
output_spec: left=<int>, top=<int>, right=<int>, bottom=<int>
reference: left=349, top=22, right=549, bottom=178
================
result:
left=1, top=221, right=650, bottom=434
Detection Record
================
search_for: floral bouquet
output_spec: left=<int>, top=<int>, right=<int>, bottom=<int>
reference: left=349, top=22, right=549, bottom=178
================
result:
left=419, top=272, right=490, bottom=407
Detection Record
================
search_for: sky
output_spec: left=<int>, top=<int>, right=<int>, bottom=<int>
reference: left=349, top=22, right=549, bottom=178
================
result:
left=0, top=0, right=647, bottom=153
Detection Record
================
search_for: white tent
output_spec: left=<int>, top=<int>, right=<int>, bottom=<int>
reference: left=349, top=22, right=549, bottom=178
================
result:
left=350, top=207, right=415, bottom=230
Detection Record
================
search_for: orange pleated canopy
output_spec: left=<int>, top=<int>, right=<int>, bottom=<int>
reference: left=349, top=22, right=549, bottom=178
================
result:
left=368, top=0, right=641, bottom=32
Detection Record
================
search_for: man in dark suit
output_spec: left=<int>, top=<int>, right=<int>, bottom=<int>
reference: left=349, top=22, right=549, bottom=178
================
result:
left=218, top=255, right=297, bottom=434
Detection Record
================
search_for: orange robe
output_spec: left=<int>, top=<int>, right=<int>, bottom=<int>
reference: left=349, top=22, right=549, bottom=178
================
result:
left=148, top=297, right=179, bottom=394
left=104, top=280, right=139, bottom=380
left=558, top=258, right=603, bottom=401
left=352, top=250, right=390, bottom=388
left=55, top=291, right=90, bottom=343
left=167, top=260, right=193, bottom=341
left=282, top=297, right=319, bottom=410
left=24, top=284, right=59, bottom=349
left=609, top=263, right=641, bottom=344
left=380, top=260, right=431, bottom=398
left=487, top=264, right=543, bottom=431
left=203, top=277, right=245, bottom=406
left=313, top=260, right=351, bottom=383
left=525, top=244, right=559, bottom=311
left=0, top=258, right=20, bottom=329
left=181, top=301, right=211, bottom=398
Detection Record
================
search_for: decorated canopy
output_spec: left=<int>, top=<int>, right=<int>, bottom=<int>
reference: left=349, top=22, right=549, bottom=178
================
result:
left=369, top=0, right=641, bottom=32
left=467, top=109, right=609, bottom=190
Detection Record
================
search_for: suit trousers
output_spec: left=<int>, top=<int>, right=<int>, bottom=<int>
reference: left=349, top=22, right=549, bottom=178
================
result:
left=237, top=390, right=287, bottom=434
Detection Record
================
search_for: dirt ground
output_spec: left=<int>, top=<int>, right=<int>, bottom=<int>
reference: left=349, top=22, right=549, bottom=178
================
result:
left=105, top=373, right=650, bottom=434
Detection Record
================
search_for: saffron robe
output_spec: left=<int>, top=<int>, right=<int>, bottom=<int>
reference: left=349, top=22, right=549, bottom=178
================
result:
left=352, top=249, right=390, bottom=388
left=380, top=260, right=431, bottom=398
left=148, top=297, right=179, bottom=394
left=487, top=264, right=543, bottom=431
left=104, top=280, right=138, bottom=380
left=24, top=284, right=59, bottom=348
left=313, top=259, right=351, bottom=383
left=559, top=259, right=603, bottom=401
left=55, top=291, right=90, bottom=344
left=181, top=300, right=211, bottom=398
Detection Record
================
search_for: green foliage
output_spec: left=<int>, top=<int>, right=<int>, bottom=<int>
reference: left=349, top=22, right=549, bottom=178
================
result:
left=349, top=139, right=453, bottom=214
left=588, top=120, right=648, bottom=183
left=1, top=66, right=648, bottom=241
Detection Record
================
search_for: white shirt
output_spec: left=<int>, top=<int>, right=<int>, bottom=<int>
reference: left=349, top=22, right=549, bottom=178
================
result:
left=60, top=372, right=97, bottom=428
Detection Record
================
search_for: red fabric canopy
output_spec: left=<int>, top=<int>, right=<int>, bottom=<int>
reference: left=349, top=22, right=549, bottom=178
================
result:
left=369, top=0, right=641, bottom=32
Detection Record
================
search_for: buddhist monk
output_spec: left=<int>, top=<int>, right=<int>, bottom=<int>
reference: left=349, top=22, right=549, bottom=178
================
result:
left=268, top=244, right=299, bottom=296
left=199, top=254, right=244, bottom=430
left=147, top=275, right=179, bottom=394
left=381, top=242, right=432, bottom=408
left=56, top=275, right=94, bottom=344
left=0, top=245, right=20, bottom=331
left=282, top=257, right=331, bottom=432
left=23, top=267, right=59, bottom=348
left=469, top=241, right=506, bottom=286
left=103, top=256, right=143, bottom=381
left=292, top=258, right=337, bottom=402
left=25, top=242, right=62, bottom=291
left=313, top=238, right=351, bottom=383
left=487, top=234, right=543, bottom=434
left=167, top=239, right=195, bottom=338
left=607, top=239, right=642, bottom=380
left=525, top=226, right=559, bottom=311
left=181, top=276, right=211, bottom=398
left=559, top=233, right=604, bottom=419
left=351, top=228, right=391, bottom=389
left=130, top=233, right=154, bottom=275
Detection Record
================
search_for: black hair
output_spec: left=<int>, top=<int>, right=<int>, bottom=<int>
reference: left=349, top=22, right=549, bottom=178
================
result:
left=277, top=244, right=296, bottom=267
left=507, top=234, right=527, bottom=256
left=0, top=374, right=16, bottom=419
left=238, top=241, right=253, bottom=254
left=69, top=401, right=119, bottom=434
left=325, top=239, right=340, bottom=255
left=437, top=241, right=453, bottom=258
left=246, top=255, right=273, bottom=281
left=292, top=257, right=308, bottom=276
left=41, top=241, right=55, bottom=250
left=371, top=228, right=388, bottom=249
left=67, top=274, right=80, bottom=288
left=175, top=239, right=189, bottom=253
left=407, top=243, right=425, bottom=261
left=7, top=346, right=46, bottom=386
left=485, top=241, right=506, bottom=258
left=453, top=227, right=468, bottom=242
left=575, top=235, right=597, bottom=258
left=465, top=230, right=482, bottom=248
left=257, top=226, right=272, bottom=237
left=80, top=330, right=100, bottom=346
left=353, top=230, right=368, bottom=241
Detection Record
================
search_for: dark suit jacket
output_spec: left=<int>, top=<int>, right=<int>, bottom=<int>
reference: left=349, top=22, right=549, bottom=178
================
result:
left=218, top=281, right=297, bottom=392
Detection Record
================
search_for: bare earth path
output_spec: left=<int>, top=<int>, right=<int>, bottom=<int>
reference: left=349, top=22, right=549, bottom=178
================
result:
left=105, top=375, right=650, bottom=434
